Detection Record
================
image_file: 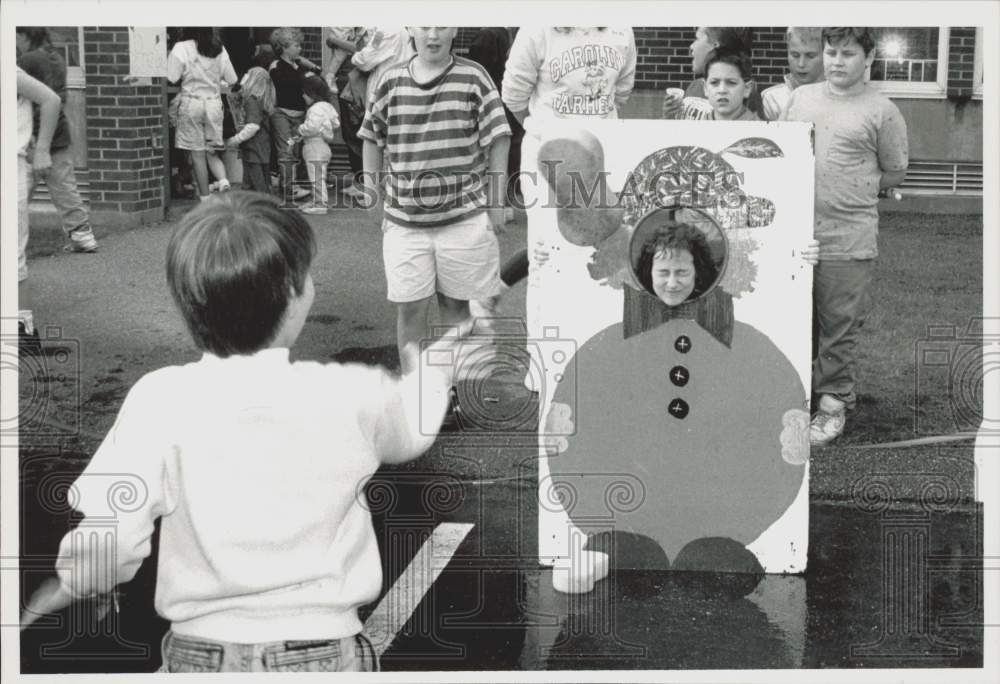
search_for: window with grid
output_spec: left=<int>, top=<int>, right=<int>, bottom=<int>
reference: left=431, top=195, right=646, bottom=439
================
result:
left=867, top=27, right=948, bottom=98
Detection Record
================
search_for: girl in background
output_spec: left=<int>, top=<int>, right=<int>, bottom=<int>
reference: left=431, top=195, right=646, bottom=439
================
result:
left=167, top=27, right=237, bottom=201
left=297, top=75, right=340, bottom=215
left=226, top=67, right=276, bottom=195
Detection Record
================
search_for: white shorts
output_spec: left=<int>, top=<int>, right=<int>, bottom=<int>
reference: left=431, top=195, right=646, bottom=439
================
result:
left=382, top=212, right=501, bottom=303
left=175, top=95, right=224, bottom=151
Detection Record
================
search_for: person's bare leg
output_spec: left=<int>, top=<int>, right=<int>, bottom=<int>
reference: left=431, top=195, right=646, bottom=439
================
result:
left=397, top=297, right=433, bottom=375
left=206, top=151, right=228, bottom=185
left=190, top=150, right=210, bottom=197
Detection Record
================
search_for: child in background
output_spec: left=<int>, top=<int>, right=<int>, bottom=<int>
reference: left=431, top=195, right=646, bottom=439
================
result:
left=297, top=75, right=340, bottom=215
left=167, top=27, right=238, bottom=202
left=226, top=67, right=275, bottom=195
left=16, top=27, right=99, bottom=253
left=782, top=27, right=908, bottom=446
left=324, top=27, right=366, bottom=94
left=269, top=27, right=323, bottom=203
left=360, top=26, right=511, bottom=377
left=762, top=27, right=825, bottom=121
left=702, top=50, right=759, bottom=121
left=662, top=26, right=764, bottom=120
left=20, top=192, right=472, bottom=672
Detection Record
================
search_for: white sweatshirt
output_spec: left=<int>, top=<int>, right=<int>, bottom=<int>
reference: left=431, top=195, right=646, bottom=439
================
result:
left=351, top=27, right=415, bottom=107
left=55, top=348, right=450, bottom=642
left=501, top=27, right=636, bottom=122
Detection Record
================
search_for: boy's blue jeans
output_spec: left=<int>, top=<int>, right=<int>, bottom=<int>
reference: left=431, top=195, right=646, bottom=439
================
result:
left=812, top=259, right=875, bottom=411
left=31, top=147, right=91, bottom=236
left=158, top=631, right=378, bottom=672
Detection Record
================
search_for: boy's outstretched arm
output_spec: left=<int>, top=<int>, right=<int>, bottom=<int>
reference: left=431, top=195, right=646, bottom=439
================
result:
left=372, top=319, right=474, bottom=464
left=20, top=377, right=172, bottom=629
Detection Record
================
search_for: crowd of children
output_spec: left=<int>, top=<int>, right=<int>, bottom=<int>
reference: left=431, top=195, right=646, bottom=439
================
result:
left=18, top=25, right=908, bottom=672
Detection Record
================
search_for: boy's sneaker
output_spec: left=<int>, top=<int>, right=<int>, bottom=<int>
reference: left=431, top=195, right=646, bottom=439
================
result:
left=292, top=186, right=312, bottom=200
left=18, top=310, right=42, bottom=357
left=810, top=395, right=847, bottom=447
left=301, top=204, right=328, bottom=215
left=65, top=227, right=98, bottom=253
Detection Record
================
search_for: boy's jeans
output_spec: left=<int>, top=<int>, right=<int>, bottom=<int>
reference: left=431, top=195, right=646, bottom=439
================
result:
left=812, top=259, right=874, bottom=411
left=31, top=147, right=92, bottom=237
left=270, top=109, right=305, bottom=203
left=158, top=631, right=378, bottom=672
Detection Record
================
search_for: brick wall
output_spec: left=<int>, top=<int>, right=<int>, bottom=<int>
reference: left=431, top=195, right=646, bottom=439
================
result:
left=301, top=26, right=323, bottom=65
left=633, top=27, right=789, bottom=91
left=83, top=27, right=165, bottom=221
left=947, top=27, right=976, bottom=98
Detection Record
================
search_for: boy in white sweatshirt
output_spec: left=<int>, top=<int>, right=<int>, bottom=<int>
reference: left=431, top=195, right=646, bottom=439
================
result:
left=20, top=192, right=469, bottom=672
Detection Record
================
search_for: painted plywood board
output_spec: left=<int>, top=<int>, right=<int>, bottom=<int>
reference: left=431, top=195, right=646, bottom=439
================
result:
left=531, top=119, right=815, bottom=575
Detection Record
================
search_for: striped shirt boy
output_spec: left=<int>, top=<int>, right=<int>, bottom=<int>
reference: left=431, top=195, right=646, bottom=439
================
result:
left=360, top=56, right=511, bottom=228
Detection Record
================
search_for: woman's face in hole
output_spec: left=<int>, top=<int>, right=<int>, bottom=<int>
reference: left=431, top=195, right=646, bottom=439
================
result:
left=651, top=247, right=697, bottom=306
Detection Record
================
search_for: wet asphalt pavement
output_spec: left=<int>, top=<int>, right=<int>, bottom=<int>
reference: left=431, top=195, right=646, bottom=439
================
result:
left=13, top=201, right=983, bottom=672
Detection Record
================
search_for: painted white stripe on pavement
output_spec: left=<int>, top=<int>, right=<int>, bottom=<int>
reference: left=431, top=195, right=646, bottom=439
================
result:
left=363, top=522, right=473, bottom=657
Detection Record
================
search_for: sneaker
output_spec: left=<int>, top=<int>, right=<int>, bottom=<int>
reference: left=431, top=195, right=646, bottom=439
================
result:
left=217, top=179, right=232, bottom=192
left=504, top=206, right=515, bottom=224
left=810, top=395, right=846, bottom=447
left=18, top=310, right=42, bottom=357
left=65, top=227, right=98, bottom=253
left=292, top=186, right=312, bottom=200
left=301, top=205, right=328, bottom=215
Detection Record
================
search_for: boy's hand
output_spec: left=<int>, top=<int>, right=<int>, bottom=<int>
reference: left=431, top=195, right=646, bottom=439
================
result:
left=400, top=318, right=475, bottom=382
left=662, top=88, right=684, bottom=119
left=487, top=207, right=506, bottom=235
left=801, top=239, right=820, bottom=266
left=21, top=577, right=74, bottom=631
left=32, top=149, right=52, bottom=177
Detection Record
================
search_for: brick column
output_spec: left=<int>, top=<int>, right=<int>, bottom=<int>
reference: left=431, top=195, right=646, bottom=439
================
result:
left=301, top=27, right=323, bottom=65
left=82, top=27, right=166, bottom=226
left=947, top=27, right=976, bottom=98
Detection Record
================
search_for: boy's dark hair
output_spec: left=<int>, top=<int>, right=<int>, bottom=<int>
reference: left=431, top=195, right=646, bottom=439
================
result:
left=189, top=27, right=223, bottom=59
left=705, top=49, right=753, bottom=82
left=822, top=27, right=876, bottom=55
left=15, top=27, right=51, bottom=50
left=637, top=222, right=719, bottom=301
left=302, top=73, right=334, bottom=104
left=703, top=27, right=754, bottom=55
left=167, top=192, right=316, bottom=357
left=251, top=43, right=277, bottom=70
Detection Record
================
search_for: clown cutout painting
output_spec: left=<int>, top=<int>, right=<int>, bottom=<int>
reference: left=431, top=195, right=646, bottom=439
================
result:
left=529, top=119, right=816, bottom=593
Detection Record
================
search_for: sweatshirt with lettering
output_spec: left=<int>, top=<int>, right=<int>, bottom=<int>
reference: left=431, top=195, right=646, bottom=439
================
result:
left=501, top=27, right=636, bottom=122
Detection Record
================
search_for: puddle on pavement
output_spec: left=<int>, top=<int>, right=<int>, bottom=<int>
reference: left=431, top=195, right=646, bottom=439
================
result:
left=20, top=464, right=982, bottom=672
left=16, top=342, right=984, bottom=672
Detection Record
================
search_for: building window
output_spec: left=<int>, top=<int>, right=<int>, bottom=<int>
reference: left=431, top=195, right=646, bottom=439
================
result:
left=47, top=26, right=85, bottom=88
left=867, top=27, right=948, bottom=98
